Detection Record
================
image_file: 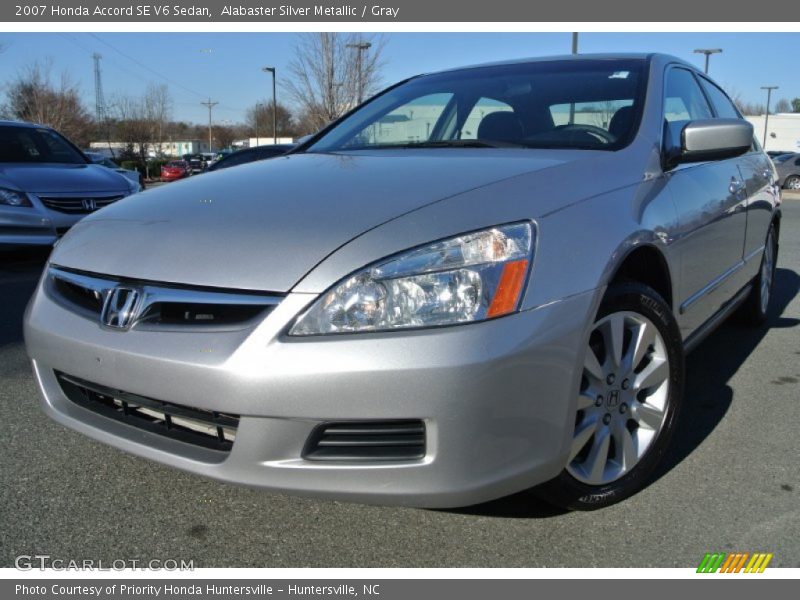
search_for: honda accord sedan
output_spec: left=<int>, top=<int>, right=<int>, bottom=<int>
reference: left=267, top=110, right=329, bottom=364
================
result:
left=24, top=54, right=781, bottom=510
left=0, top=121, right=137, bottom=247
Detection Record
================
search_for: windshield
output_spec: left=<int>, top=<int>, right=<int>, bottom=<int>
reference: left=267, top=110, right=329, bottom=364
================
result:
left=0, top=126, right=88, bottom=164
left=308, top=58, right=647, bottom=153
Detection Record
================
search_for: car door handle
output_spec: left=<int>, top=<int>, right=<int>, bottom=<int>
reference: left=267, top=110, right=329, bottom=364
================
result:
left=729, top=179, right=746, bottom=194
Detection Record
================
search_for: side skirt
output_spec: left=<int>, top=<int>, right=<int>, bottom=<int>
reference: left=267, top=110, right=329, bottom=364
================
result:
left=683, top=283, right=753, bottom=354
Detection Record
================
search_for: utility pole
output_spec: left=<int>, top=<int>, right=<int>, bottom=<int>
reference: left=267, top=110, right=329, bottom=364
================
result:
left=693, top=48, right=722, bottom=74
left=571, top=33, right=579, bottom=54
left=761, top=86, right=779, bottom=148
left=201, top=98, right=218, bottom=152
left=346, top=41, right=372, bottom=104
left=262, top=67, right=277, bottom=145
left=255, top=102, right=261, bottom=147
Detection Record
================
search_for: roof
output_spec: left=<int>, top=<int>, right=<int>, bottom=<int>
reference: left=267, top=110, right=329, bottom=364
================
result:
left=428, top=52, right=693, bottom=76
left=0, top=119, right=50, bottom=129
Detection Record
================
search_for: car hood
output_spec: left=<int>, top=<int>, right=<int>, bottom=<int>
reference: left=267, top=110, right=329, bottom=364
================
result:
left=0, top=163, right=130, bottom=194
left=52, top=150, right=592, bottom=292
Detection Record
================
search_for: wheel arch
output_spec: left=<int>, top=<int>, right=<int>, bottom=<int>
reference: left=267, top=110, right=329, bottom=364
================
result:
left=605, top=243, right=675, bottom=310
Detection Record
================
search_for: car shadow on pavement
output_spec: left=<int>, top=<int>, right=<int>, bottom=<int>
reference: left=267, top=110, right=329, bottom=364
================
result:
left=652, top=266, right=800, bottom=482
left=0, top=248, right=50, bottom=351
left=449, top=267, right=800, bottom=519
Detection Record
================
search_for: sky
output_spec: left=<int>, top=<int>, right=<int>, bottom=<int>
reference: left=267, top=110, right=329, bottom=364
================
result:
left=0, top=32, right=798, bottom=124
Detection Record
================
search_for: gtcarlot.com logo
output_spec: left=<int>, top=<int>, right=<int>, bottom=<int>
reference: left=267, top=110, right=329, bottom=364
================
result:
left=697, top=552, right=773, bottom=573
left=15, top=555, right=194, bottom=571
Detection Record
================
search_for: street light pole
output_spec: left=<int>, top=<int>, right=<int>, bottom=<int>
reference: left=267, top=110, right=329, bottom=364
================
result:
left=346, top=41, right=372, bottom=104
left=761, top=85, right=779, bottom=149
left=693, top=48, right=722, bottom=74
left=262, top=67, right=277, bottom=145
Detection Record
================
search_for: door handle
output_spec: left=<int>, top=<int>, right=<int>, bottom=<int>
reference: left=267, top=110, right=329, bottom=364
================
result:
left=729, top=179, right=746, bottom=195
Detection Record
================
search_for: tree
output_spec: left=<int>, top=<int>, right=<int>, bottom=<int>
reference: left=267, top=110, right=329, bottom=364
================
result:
left=143, top=83, right=172, bottom=156
left=730, top=91, right=765, bottom=116
left=112, top=94, right=152, bottom=163
left=774, top=98, right=791, bottom=114
left=284, top=33, right=386, bottom=132
left=245, top=101, right=296, bottom=140
left=792, top=98, right=800, bottom=113
left=2, top=60, right=94, bottom=147
left=211, top=124, right=237, bottom=149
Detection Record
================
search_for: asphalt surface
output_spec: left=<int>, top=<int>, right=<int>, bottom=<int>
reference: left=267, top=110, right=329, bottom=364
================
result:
left=1, top=200, right=799, bottom=568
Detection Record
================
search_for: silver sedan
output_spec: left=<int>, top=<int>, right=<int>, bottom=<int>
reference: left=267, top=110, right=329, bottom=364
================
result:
left=24, top=54, right=781, bottom=510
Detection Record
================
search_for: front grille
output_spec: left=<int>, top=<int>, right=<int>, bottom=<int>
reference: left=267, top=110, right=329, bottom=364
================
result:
left=57, top=372, right=238, bottom=452
left=303, top=420, right=426, bottom=461
left=39, top=195, right=125, bottom=214
left=46, top=266, right=281, bottom=330
left=52, top=276, right=104, bottom=313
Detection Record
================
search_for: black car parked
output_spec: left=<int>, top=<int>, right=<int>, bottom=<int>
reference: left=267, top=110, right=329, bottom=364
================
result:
left=206, top=144, right=294, bottom=172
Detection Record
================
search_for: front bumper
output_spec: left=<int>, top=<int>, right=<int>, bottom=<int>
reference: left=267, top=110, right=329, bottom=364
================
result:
left=0, top=204, right=58, bottom=247
left=24, top=275, right=595, bottom=508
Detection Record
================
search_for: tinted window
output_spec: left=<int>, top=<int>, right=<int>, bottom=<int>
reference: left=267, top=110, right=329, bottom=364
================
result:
left=309, top=59, right=647, bottom=152
left=214, top=150, right=257, bottom=169
left=663, top=68, right=713, bottom=154
left=461, top=97, right=513, bottom=139
left=664, top=68, right=712, bottom=122
left=0, top=126, right=87, bottom=164
left=698, top=77, right=741, bottom=119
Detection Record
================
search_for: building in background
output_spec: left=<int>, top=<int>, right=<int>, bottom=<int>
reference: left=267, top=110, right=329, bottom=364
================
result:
left=746, top=113, right=800, bottom=153
left=89, top=140, right=210, bottom=158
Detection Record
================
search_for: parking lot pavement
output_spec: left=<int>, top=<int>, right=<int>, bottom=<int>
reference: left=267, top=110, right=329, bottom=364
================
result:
left=1, top=201, right=798, bottom=569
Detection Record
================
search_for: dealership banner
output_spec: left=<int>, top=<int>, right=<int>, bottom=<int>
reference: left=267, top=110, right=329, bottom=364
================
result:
left=3, top=0, right=800, bottom=22
left=5, top=579, right=799, bottom=599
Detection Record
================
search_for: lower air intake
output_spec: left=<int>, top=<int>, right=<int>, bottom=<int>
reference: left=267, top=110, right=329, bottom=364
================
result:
left=303, top=420, right=426, bottom=461
left=56, top=372, right=238, bottom=452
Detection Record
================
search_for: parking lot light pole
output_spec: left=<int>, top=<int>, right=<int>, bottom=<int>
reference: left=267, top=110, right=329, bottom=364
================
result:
left=693, top=48, right=722, bottom=74
left=761, top=86, right=779, bottom=148
left=262, top=67, right=277, bottom=145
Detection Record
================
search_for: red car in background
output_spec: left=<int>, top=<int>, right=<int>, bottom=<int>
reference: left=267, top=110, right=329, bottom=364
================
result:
left=160, top=161, right=191, bottom=182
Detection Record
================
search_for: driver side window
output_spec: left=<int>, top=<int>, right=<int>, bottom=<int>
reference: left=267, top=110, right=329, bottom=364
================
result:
left=663, top=68, right=713, bottom=153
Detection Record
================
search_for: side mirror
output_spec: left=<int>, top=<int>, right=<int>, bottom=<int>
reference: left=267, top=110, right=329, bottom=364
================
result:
left=677, top=119, right=753, bottom=164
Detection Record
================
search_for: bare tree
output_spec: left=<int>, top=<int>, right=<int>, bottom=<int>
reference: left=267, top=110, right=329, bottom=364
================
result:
left=729, top=90, right=766, bottom=116
left=112, top=94, right=152, bottom=163
left=211, top=124, right=237, bottom=149
left=143, top=83, right=173, bottom=157
left=245, top=101, right=296, bottom=140
left=773, top=98, right=791, bottom=114
left=2, top=60, right=94, bottom=146
left=284, top=33, right=386, bottom=131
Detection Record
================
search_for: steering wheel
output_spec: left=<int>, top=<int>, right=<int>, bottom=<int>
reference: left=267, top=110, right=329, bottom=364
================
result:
left=551, top=124, right=615, bottom=144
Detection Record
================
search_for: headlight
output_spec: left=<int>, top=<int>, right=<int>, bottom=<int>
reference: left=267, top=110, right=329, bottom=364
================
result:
left=290, top=221, right=534, bottom=335
left=0, top=187, right=32, bottom=207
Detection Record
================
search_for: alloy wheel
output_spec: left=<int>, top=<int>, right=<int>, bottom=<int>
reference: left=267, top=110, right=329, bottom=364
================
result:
left=568, top=311, right=671, bottom=486
left=786, top=176, right=800, bottom=190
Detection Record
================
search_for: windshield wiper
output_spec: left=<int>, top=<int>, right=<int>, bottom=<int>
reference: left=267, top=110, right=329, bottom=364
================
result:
left=393, top=139, right=526, bottom=149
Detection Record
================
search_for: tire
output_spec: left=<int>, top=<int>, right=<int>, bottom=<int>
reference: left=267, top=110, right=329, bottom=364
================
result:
left=533, top=282, right=685, bottom=511
left=783, top=175, right=800, bottom=191
left=738, top=224, right=778, bottom=326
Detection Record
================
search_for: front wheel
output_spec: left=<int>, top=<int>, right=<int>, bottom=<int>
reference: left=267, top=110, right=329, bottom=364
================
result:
left=783, top=175, right=800, bottom=191
left=533, top=282, right=685, bottom=510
